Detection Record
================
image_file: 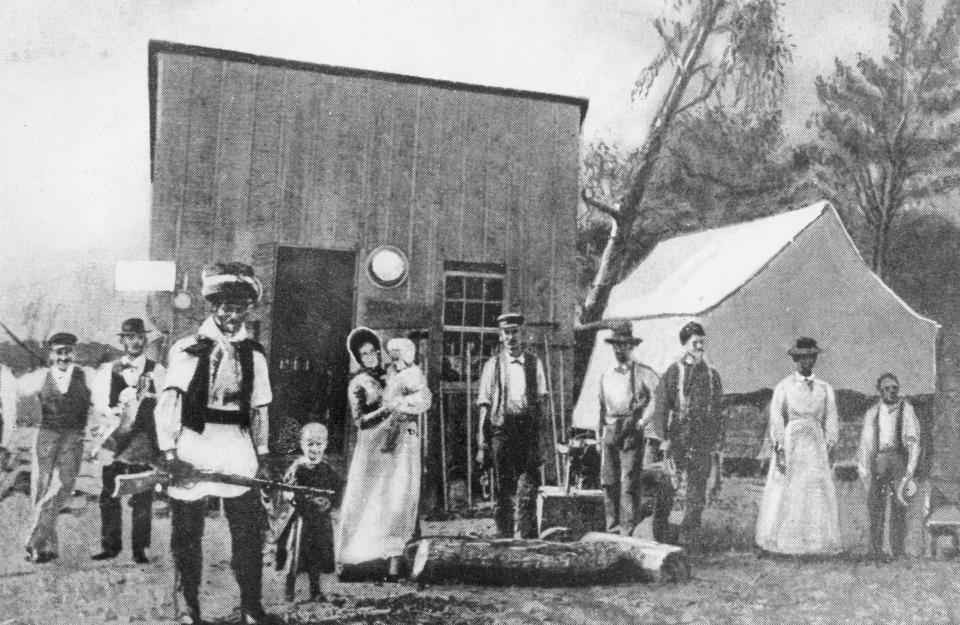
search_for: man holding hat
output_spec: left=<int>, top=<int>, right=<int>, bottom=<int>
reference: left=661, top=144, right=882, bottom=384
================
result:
left=476, top=312, right=548, bottom=538
left=755, top=337, right=841, bottom=556
left=90, top=318, right=165, bottom=563
left=16, top=332, right=99, bottom=563
left=154, top=262, right=278, bottom=625
left=649, top=321, right=723, bottom=543
left=596, top=323, right=659, bottom=536
left=857, top=372, right=920, bottom=561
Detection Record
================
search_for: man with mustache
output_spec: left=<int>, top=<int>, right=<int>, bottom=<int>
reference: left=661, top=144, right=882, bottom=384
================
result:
left=16, top=332, right=98, bottom=563
left=476, top=313, right=548, bottom=538
left=649, top=321, right=723, bottom=544
left=857, top=372, right=920, bottom=561
left=91, top=318, right=165, bottom=564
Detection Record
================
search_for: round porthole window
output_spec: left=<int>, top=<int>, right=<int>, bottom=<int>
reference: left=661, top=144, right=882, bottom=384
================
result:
left=366, top=245, right=409, bottom=289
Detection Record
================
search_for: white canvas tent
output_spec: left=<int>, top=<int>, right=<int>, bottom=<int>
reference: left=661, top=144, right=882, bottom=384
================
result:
left=573, top=201, right=940, bottom=430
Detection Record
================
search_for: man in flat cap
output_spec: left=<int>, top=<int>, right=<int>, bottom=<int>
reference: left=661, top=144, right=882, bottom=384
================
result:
left=90, top=318, right=165, bottom=563
left=154, top=262, right=279, bottom=625
left=649, top=321, right=723, bottom=543
left=16, top=332, right=99, bottom=563
left=857, top=372, right=919, bottom=561
left=597, top=323, right=659, bottom=536
left=476, top=312, right=548, bottom=538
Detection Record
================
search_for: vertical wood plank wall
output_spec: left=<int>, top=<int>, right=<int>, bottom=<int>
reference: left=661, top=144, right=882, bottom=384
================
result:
left=150, top=50, right=582, bottom=482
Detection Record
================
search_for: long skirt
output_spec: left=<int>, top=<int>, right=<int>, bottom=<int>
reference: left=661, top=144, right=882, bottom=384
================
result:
left=337, top=414, right=421, bottom=565
left=755, top=418, right=841, bottom=555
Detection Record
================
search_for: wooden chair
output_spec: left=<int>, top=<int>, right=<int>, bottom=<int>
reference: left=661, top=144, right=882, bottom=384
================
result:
left=925, top=480, right=960, bottom=558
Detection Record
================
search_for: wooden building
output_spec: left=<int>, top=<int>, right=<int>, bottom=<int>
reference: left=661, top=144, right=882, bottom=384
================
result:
left=146, top=41, right=586, bottom=503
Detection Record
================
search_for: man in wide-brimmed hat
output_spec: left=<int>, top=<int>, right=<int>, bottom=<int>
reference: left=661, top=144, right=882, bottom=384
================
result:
left=154, top=261, right=280, bottom=625
left=16, top=332, right=98, bottom=563
left=91, top=318, right=165, bottom=564
left=857, top=372, right=920, bottom=561
left=475, top=312, right=548, bottom=538
left=597, top=323, right=660, bottom=536
left=649, top=321, right=723, bottom=544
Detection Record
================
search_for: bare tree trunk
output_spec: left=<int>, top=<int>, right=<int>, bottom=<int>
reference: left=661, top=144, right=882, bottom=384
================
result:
left=580, top=0, right=726, bottom=325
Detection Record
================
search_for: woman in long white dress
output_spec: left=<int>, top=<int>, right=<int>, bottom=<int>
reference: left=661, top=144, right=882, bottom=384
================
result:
left=755, top=338, right=841, bottom=556
left=338, top=332, right=431, bottom=577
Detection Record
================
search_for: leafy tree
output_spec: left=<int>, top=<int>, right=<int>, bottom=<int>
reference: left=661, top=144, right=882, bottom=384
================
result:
left=809, top=0, right=960, bottom=279
left=580, top=0, right=791, bottom=324
left=578, top=107, right=813, bottom=300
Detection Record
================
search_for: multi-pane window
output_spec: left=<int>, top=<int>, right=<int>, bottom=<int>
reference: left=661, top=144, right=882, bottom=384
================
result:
left=442, top=266, right=505, bottom=381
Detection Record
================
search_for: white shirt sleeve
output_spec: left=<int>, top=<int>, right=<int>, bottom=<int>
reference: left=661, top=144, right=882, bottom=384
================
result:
left=154, top=388, right=183, bottom=453
left=824, top=384, right=839, bottom=448
left=250, top=350, right=272, bottom=407
left=0, top=365, right=17, bottom=446
left=768, top=380, right=787, bottom=446
left=16, top=368, right=47, bottom=397
left=902, top=401, right=920, bottom=444
left=477, top=357, right=496, bottom=407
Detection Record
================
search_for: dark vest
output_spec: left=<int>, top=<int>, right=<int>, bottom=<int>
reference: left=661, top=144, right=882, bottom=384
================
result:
left=181, top=337, right=263, bottom=434
left=109, top=359, right=157, bottom=408
left=39, top=367, right=91, bottom=430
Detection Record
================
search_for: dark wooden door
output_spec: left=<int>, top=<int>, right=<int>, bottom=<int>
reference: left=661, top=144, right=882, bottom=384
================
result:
left=270, top=247, right=355, bottom=453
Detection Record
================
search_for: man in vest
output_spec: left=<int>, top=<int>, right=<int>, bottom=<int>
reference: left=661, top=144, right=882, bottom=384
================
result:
left=597, top=323, right=659, bottom=536
left=649, top=321, right=723, bottom=542
left=154, top=262, right=278, bottom=625
left=91, top=318, right=165, bottom=563
left=17, top=332, right=98, bottom=563
left=857, top=373, right=920, bottom=561
left=476, top=312, right=548, bottom=538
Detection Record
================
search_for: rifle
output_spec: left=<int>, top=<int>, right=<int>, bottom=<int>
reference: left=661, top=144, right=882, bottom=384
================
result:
left=112, top=465, right=335, bottom=499
left=88, top=367, right=156, bottom=461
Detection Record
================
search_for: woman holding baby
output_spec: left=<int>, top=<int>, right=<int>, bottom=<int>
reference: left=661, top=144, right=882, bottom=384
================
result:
left=337, top=328, right=432, bottom=579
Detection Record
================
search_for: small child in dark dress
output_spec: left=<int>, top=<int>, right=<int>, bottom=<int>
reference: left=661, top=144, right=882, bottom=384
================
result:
left=276, top=422, right=343, bottom=602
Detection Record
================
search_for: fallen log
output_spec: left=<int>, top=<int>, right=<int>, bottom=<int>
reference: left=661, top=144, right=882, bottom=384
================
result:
left=407, top=533, right=690, bottom=586
left=579, top=532, right=690, bottom=582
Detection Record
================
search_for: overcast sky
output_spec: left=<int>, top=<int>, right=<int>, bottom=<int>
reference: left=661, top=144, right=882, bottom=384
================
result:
left=0, top=0, right=895, bottom=342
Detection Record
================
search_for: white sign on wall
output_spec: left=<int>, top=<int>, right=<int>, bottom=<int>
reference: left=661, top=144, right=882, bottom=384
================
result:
left=115, top=260, right=176, bottom=292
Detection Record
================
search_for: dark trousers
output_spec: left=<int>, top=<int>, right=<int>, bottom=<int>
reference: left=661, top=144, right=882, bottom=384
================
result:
left=640, top=470, right=675, bottom=544
left=675, top=447, right=713, bottom=533
left=491, top=419, right=541, bottom=539
left=868, top=449, right=909, bottom=556
left=99, top=461, right=153, bottom=552
left=170, top=490, right=265, bottom=617
left=600, top=424, right=642, bottom=534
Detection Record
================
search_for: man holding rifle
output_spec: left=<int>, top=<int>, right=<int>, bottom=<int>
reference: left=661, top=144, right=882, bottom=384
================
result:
left=153, top=262, right=279, bottom=625
left=91, top=318, right=164, bottom=564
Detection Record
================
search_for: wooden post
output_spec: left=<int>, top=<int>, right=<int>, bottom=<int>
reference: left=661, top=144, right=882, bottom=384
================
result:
left=557, top=346, right=567, bottom=487
left=542, top=333, right=561, bottom=483
left=439, top=386, right=449, bottom=512
left=466, top=344, right=473, bottom=510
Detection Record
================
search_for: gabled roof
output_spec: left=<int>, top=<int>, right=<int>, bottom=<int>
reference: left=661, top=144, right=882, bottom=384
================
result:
left=603, top=201, right=937, bottom=328
left=604, top=202, right=829, bottom=320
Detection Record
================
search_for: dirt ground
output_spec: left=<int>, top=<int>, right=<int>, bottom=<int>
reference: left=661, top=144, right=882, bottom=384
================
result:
left=1, top=475, right=958, bottom=625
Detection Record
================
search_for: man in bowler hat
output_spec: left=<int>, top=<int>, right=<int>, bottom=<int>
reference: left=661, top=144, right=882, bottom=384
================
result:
left=91, top=318, right=165, bottom=563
